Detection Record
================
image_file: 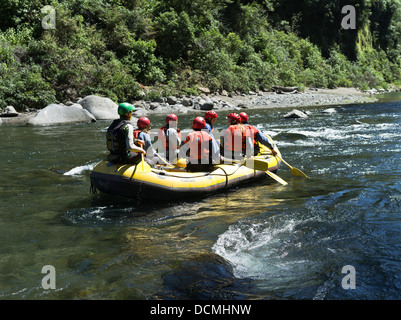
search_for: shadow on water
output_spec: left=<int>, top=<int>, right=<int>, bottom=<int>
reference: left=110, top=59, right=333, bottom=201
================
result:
left=62, top=195, right=202, bottom=227
left=62, top=172, right=286, bottom=227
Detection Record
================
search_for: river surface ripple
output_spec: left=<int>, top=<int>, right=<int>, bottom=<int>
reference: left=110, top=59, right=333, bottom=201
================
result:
left=0, top=94, right=400, bottom=300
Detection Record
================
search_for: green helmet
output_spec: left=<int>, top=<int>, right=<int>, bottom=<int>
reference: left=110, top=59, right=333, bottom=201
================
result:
left=118, top=102, right=135, bottom=116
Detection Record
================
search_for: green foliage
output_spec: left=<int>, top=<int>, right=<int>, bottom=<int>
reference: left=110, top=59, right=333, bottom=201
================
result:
left=122, top=38, right=166, bottom=84
left=154, top=9, right=196, bottom=62
left=0, top=62, right=56, bottom=111
left=1, top=0, right=401, bottom=110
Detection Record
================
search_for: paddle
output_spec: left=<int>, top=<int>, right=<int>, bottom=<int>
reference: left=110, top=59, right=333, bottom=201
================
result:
left=247, top=158, right=288, bottom=186
left=155, top=153, right=174, bottom=167
left=265, top=169, right=288, bottom=186
left=227, top=158, right=288, bottom=186
left=135, top=141, right=150, bottom=173
left=275, top=154, right=309, bottom=178
left=262, top=132, right=309, bottom=179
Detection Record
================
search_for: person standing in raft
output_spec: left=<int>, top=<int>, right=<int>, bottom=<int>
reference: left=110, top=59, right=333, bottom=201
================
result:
left=220, top=112, right=253, bottom=161
left=158, top=113, right=182, bottom=164
left=239, top=112, right=277, bottom=157
left=106, top=103, right=146, bottom=164
left=179, top=117, right=221, bottom=172
left=134, top=117, right=169, bottom=166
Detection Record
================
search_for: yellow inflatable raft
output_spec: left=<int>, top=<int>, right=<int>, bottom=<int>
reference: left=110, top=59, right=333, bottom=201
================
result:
left=90, top=136, right=283, bottom=201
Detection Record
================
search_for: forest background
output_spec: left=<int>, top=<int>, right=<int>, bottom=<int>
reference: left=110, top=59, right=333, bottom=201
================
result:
left=1, top=0, right=401, bottom=111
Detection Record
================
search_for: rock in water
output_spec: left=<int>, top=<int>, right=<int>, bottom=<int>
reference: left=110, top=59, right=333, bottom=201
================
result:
left=284, top=109, right=309, bottom=119
left=28, top=104, right=97, bottom=126
left=78, top=95, right=118, bottom=120
left=322, top=108, right=337, bottom=114
left=1, top=106, right=19, bottom=117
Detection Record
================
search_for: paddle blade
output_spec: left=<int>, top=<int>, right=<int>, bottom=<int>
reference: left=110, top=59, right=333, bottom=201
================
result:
left=265, top=170, right=288, bottom=186
left=244, top=159, right=269, bottom=171
left=137, top=158, right=152, bottom=173
left=290, top=166, right=309, bottom=178
left=276, top=155, right=309, bottom=178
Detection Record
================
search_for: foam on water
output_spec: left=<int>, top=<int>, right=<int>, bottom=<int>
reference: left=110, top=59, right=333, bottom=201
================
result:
left=212, top=219, right=304, bottom=280
left=63, top=163, right=96, bottom=176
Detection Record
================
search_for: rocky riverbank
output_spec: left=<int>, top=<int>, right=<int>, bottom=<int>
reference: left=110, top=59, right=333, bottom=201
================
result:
left=0, top=87, right=380, bottom=126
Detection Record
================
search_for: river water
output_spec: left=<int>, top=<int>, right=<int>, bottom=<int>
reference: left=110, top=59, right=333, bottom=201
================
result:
left=0, top=93, right=400, bottom=301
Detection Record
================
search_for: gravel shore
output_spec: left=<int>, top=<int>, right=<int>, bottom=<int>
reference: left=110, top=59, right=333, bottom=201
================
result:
left=0, top=87, right=377, bottom=126
left=210, top=87, right=376, bottom=111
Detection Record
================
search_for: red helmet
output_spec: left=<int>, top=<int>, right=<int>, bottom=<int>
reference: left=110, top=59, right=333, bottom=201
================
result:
left=192, top=116, right=206, bottom=130
left=239, top=112, right=248, bottom=123
left=137, top=117, right=151, bottom=129
left=205, top=111, right=218, bottom=120
left=228, top=113, right=240, bottom=123
left=166, top=113, right=178, bottom=124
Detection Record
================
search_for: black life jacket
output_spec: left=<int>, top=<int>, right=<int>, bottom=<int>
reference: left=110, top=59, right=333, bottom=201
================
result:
left=106, top=119, right=129, bottom=156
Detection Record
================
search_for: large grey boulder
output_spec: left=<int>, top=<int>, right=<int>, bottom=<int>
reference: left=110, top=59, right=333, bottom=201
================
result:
left=200, top=101, right=214, bottom=111
left=28, top=104, right=97, bottom=126
left=78, top=95, right=118, bottom=120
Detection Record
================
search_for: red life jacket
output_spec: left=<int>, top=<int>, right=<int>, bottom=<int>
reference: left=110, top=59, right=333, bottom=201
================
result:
left=158, top=126, right=182, bottom=151
left=184, top=130, right=212, bottom=161
left=243, top=124, right=261, bottom=155
left=244, top=124, right=259, bottom=145
left=223, top=125, right=248, bottom=153
left=133, top=129, right=143, bottom=147
left=133, top=129, right=141, bottom=140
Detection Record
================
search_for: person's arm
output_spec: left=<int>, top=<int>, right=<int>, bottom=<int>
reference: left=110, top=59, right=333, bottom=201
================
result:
left=178, top=135, right=190, bottom=158
left=255, top=131, right=277, bottom=155
left=219, top=128, right=228, bottom=157
left=205, top=123, right=215, bottom=138
left=126, top=125, right=145, bottom=154
left=244, top=135, right=254, bottom=158
left=139, top=131, right=155, bottom=157
left=166, top=128, right=181, bottom=149
left=210, top=136, right=221, bottom=163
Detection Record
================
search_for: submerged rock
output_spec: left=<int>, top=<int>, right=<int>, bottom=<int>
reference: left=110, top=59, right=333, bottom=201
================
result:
left=322, top=108, right=338, bottom=114
left=284, top=109, right=309, bottom=119
left=28, top=104, right=97, bottom=126
left=161, top=253, right=264, bottom=299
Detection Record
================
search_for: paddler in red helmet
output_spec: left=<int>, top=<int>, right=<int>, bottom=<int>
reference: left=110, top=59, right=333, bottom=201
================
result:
left=220, top=112, right=253, bottom=161
left=179, top=116, right=221, bottom=172
left=158, top=113, right=182, bottom=164
left=239, top=112, right=277, bottom=157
